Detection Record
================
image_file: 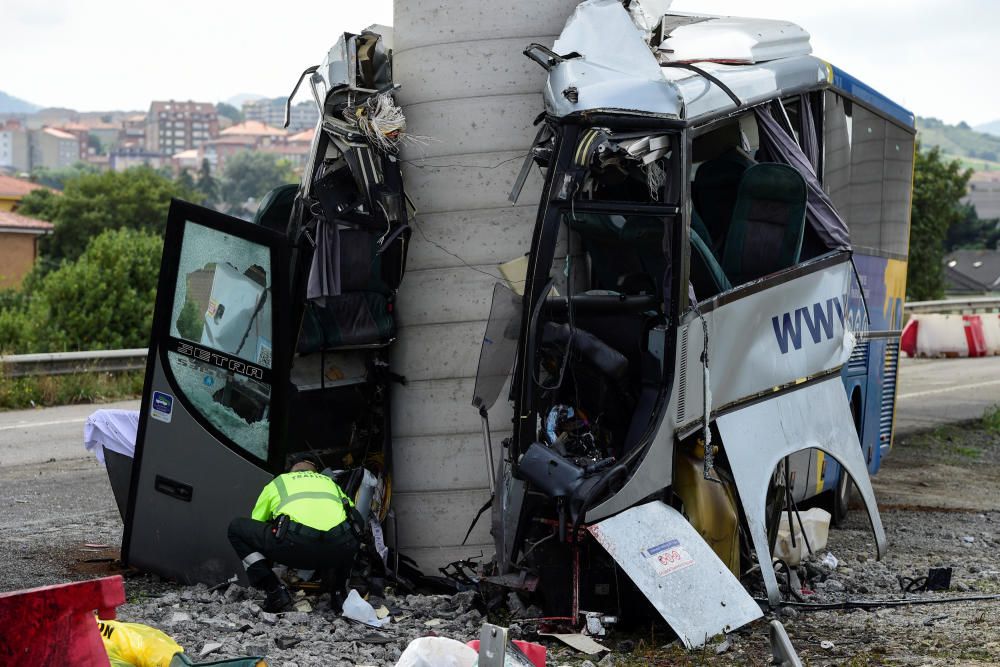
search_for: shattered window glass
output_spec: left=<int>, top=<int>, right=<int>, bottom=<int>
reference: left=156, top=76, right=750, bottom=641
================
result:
left=167, top=221, right=273, bottom=461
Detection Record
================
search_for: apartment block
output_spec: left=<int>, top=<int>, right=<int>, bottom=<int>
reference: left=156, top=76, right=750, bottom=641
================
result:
left=242, top=97, right=319, bottom=132
left=146, top=100, right=219, bottom=154
left=0, top=121, right=31, bottom=173
left=30, top=127, right=81, bottom=169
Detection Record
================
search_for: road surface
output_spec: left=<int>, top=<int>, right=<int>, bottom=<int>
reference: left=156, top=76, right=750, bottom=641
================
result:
left=0, top=399, right=139, bottom=467
left=895, top=355, right=1000, bottom=433
left=0, top=357, right=998, bottom=466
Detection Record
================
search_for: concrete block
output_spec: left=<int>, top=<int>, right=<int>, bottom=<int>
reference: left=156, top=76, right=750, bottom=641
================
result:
left=403, top=206, right=537, bottom=272
left=395, top=266, right=501, bottom=328
left=393, top=0, right=579, bottom=51
left=396, top=39, right=554, bottom=105
left=400, top=94, right=541, bottom=158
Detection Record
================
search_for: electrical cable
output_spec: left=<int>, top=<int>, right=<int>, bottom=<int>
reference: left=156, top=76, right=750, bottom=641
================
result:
left=760, top=593, right=1000, bottom=611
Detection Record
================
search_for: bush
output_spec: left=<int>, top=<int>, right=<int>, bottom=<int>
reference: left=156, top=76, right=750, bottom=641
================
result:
left=1, top=228, right=163, bottom=353
left=19, top=166, right=199, bottom=263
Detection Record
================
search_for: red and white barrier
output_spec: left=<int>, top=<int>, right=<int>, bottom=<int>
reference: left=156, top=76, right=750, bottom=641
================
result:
left=982, top=314, right=1000, bottom=355
left=0, top=575, right=125, bottom=666
left=903, top=313, right=997, bottom=358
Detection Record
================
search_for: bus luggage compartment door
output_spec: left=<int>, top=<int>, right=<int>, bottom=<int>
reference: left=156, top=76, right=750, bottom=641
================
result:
left=122, top=200, right=290, bottom=586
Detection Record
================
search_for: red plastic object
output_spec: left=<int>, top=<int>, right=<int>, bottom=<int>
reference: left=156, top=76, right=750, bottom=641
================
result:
left=0, top=575, right=126, bottom=666
left=467, top=639, right=547, bottom=667
left=900, top=318, right=918, bottom=357
left=963, top=315, right=987, bottom=357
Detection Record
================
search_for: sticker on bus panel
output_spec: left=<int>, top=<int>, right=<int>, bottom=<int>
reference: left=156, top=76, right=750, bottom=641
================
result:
left=151, top=391, right=174, bottom=423
left=643, top=539, right=695, bottom=576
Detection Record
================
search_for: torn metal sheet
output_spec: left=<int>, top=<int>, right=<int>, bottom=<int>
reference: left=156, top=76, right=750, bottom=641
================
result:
left=541, top=633, right=609, bottom=656
left=588, top=501, right=763, bottom=648
left=541, top=0, right=827, bottom=121
left=651, top=13, right=812, bottom=65
left=717, top=376, right=887, bottom=606
left=676, top=253, right=855, bottom=435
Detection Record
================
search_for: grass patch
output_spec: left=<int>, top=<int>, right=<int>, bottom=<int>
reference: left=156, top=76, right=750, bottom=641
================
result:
left=0, top=370, right=144, bottom=410
left=983, top=406, right=1000, bottom=434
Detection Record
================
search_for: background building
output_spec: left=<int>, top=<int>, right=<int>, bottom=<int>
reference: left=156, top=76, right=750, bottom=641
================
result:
left=0, top=173, right=47, bottom=212
left=0, top=209, right=53, bottom=289
left=242, top=97, right=318, bottom=132
left=30, top=127, right=80, bottom=169
left=0, top=121, right=30, bottom=173
left=145, top=101, right=219, bottom=154
left=945, top=249, right=1000, bottom=294
left=966, top=171, right=1000, bottom=220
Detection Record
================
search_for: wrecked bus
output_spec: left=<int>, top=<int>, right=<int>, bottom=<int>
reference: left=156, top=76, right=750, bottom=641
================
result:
left=117, top=1, right=915, bottom=649
left=473, top=0, right=914, bottom=641
left=121, top=29, right=409, bottom=586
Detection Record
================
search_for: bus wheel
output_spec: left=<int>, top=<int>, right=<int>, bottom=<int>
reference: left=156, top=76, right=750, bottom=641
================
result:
left=832, top=468, right=853, bottom=527
left=833, top=393, right=863, bottom=527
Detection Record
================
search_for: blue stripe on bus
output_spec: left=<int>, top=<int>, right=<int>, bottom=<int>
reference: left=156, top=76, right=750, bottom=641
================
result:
left=828, top=64, right=915, bottom=129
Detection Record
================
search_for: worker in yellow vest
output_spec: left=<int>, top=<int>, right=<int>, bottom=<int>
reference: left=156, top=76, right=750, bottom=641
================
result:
left=228, top=457, right=361, bottom=612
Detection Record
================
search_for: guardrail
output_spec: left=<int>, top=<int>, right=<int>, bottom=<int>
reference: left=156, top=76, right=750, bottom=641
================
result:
left=1, top=296, right=997, bottom=378
left=904, top=296, right=1000, bottom=315
left=0, top=349, right=148, bottom=379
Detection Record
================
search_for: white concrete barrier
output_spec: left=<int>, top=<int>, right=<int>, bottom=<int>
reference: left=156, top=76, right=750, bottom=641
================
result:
left=914, top=314, right=969, bottom=357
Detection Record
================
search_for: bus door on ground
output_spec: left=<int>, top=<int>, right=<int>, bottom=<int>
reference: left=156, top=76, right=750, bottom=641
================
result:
left=123, top=200, right=290, bottom=585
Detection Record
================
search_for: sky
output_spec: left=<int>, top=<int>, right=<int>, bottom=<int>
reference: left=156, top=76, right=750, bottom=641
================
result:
left=0, top=0, right=997, bottom=126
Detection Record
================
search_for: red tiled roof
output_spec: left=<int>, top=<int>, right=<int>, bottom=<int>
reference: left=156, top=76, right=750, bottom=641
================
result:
left=0, top=209, right=54, bottom=232
left=0, top=175, right=48, bottom=198
left=43, top=127, right=78, bottom=140
left=288, top=128, right=316, bottom=143
left=220, top=120, right=287, bottom=137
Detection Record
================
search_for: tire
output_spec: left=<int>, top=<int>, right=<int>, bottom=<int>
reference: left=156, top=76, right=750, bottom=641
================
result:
left=832, top=393, right=862, bottom=527
left=831, top=466, right=853, bottom=527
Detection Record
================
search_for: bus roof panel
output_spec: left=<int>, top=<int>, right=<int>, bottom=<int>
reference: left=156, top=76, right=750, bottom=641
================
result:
left=544, top=0, right=829, bottom=122
left=827, top=64, right=915, bottom=128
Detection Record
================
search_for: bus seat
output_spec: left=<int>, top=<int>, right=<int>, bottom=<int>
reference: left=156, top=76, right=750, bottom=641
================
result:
left=690, top=227, right=732, bottom=299
left=253, top=184, right=298, bottom=233
left=692, top=148, right=755, bottom=253
left=297, top=229, right=395, bottom=352
left=722, top=163, right=806, bottom=285
left=691, top=210, right=714, bottom=259
left=569, top=213, right=647, bottom=292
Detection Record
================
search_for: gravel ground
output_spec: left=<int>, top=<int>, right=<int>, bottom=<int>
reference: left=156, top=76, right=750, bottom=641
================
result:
left=2, top=417, right=999, bottom=665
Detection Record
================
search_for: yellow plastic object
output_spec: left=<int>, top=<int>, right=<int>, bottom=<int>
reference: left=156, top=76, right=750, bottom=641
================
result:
left=97, top=617, right=184, bottom=667
left=672, top=440, right=741, bottom=575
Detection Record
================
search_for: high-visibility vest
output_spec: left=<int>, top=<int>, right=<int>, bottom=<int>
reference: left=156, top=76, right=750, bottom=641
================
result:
left=251, top=471, right=353, bottom=531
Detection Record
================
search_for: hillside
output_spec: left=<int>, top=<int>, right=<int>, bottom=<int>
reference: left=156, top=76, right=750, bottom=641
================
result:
left=917, top=117, right=1000, bottom=169
left=0, top=90, right=40, bottom=114
left=975, top=120, right=1000, bottom=138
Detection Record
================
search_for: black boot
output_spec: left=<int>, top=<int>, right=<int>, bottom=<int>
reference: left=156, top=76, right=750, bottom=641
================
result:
left=263, top=585, right=293, bottom=613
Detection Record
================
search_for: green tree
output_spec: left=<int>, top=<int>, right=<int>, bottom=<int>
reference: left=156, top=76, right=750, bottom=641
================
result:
left=175, top=168, right=196, bottom=193
left=216, top=102, right=243, bottom=124
left=0, top=228, right=163, bottom=353
left=220, top=151, right=296, bottom=217
left=29, top=162, right=98, bottom=190
left=195, top=158, right=219, bottom=206
left=86, top=134, right=103, bottom=154
left=30, top=166, right=198, bottom=263
left=907, top=145, right=972, bottom=300
left=945, top=204, right=995, bottom=251
left=176, top=297, right=205, bottom=341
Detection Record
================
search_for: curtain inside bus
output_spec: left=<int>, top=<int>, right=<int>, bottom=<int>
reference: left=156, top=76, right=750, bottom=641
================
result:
left=755, top=101, right=851, bottom=251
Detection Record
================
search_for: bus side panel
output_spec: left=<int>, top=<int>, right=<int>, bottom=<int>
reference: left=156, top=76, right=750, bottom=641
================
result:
left=823, top=253, right=897, bottom=492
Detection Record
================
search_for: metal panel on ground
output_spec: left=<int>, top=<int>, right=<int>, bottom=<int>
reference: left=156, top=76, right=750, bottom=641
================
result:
left=588, top=501, right=763, bottom=649
left=716, top=376, right=887, bottom=606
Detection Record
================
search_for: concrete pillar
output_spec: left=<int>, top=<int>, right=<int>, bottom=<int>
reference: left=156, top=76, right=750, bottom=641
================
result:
left=391, top=0, right=579, bottom=572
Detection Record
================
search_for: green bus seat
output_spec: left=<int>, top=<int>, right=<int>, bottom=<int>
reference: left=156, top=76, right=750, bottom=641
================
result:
left=692, top=148, right=755, bottom=254
left=690, top=226, right=732, bottom=299
left=252, top=184, right=298, bottom=233
left=722, top=163, right=807, bottom=285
